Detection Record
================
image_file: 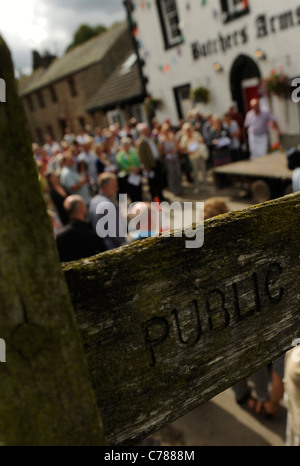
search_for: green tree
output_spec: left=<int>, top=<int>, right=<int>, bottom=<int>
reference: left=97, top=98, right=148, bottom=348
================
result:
left=32, top=49, right=56, bottom=71
left=66, top=23, right=107, bottom=52
left=32, top=50, right=42, bottom=70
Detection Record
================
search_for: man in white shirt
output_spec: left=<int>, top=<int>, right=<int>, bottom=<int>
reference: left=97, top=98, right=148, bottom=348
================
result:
left=244, top=99, right=280, bottom=159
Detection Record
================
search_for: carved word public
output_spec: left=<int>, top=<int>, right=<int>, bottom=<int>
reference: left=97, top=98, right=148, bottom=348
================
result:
left=142, top=263, right=284, bottom=367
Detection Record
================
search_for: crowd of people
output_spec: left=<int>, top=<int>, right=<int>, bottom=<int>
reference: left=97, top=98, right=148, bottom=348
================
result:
left=33, top=100, right=284, bottom=260
left=34, top=104, right=252, bottom=237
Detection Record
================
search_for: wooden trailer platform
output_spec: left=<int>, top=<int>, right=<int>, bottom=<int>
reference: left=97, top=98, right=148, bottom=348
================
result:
left=213, top=152, right=293, bottom=203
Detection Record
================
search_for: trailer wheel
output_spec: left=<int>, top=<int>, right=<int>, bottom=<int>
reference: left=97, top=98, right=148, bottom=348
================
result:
left=251, top=180, right=271, bottom=203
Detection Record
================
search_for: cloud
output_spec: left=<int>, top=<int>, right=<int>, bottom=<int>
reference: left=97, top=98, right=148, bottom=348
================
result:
left=0, top=0, right=126, bottom=74
left=45, top=0, right=124, bottom=15
left=39, top=0, right=126, bottom=37
left=37, top=0, right=126, bottom=53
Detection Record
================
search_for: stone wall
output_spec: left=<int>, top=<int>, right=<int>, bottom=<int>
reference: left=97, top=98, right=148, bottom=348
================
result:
left=21, top=28, right=132, bottom=144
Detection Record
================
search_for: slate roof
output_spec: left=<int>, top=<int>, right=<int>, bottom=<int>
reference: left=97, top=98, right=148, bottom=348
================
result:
left=19, top=23, right=128, bottom=96
left=86, top=52, right=145, bottom=111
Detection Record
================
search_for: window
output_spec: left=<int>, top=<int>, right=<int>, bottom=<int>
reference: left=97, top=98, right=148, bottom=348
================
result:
left=78, top=116, right=85, bottom=129
left=220, top=0, right=250, bottom=24
left=49, top=86, right=58, bottom=103
left=131, top=104, right=145, bottom=123
left=107, top=109, right=125, bottom=128
left=46, top=125, right=55, bottom=140
left=36, top=128, right=43, bottom=144
left=58, top=118, right=67, bottom=137
left=36, top=91, right=45, bottom=108
left=173, top=84, right=192, bottom=120
left=156, top=0, right=182, bottom=49
left=27, top=95, right=35, bottom=112
left=68, top=77, right=78, bottom=97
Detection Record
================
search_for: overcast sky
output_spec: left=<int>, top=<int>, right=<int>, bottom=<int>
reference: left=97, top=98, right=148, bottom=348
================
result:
left=0, top=0, right=126, bottom=75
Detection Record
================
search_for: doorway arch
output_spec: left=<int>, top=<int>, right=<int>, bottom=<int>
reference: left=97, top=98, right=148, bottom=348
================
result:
left=230, top=54, right=261, bottom=115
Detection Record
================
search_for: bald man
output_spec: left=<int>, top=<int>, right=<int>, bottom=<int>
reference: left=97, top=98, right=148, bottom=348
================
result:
left=244, top=98, right=280, bottom=159
left=56, top=195, right=106, bottom=262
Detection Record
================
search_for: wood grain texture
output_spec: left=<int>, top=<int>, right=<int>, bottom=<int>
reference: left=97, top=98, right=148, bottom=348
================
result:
left=63, top=192, right=300, bottom=446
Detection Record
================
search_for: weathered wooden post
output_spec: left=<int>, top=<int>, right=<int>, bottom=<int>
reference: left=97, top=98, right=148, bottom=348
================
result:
left=63, top=192, right=300, bottom=445
left=0, top=36, right=104, bottom=446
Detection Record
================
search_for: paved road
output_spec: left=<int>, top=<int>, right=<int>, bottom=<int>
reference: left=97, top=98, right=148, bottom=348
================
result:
left=151, top=388, right=287, bottom=447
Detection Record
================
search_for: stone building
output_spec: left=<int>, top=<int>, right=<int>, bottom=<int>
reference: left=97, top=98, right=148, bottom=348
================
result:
left=128, top=0, right=300, bottom=146
left=86, top=50, right=147, bottom=128
left=19, top=22, right=146, bottom=143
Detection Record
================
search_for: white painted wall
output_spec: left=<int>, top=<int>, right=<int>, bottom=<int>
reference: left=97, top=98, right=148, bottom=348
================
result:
left=133, top=0, right=300, bottom=134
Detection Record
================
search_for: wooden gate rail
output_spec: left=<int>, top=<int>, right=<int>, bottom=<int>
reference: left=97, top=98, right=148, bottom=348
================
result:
left=63, top=193, right=300, bottom=445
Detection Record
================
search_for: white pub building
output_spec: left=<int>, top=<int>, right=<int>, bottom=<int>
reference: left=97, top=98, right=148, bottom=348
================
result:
left=126, top=0, right=300, bottom=145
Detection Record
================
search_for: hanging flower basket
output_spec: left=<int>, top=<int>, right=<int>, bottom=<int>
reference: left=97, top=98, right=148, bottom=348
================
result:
left=190, top=86, right=210, bottom=104
left=263, top=70, right=291, bottom=100
left=144, top=96, right=164, bottom=116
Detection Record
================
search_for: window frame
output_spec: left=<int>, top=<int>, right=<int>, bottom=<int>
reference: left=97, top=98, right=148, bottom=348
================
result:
left=27, top=94, right=35, bottom=112
left=35, top=127, right=43, bottom=144
left=173, top=83, right=191, bottom=120
left=78, top=116, right=86, bottom=129
left=36, top=90, right=45, bottom=109
left=46, top=124, right=55, bottom=140
left=220, top=0, right=250, bottom=24
left=107, top=109, right=125, bottom=128
left=49, top=85, right=58, bottom=103
left=68, top=77, right=78, bottom=97
left=156, top=0, right=183, bottom=50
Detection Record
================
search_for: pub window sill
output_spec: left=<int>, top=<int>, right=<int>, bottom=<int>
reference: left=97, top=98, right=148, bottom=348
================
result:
left=223, top=8, right=250, bottom=24
left=164, top=38, right=184, bottom=51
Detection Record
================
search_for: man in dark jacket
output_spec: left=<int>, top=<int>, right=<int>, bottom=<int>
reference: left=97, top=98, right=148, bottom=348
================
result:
left=56, top=195, right=106, bottom=262
left=136, top=123, right=165, bottom=201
